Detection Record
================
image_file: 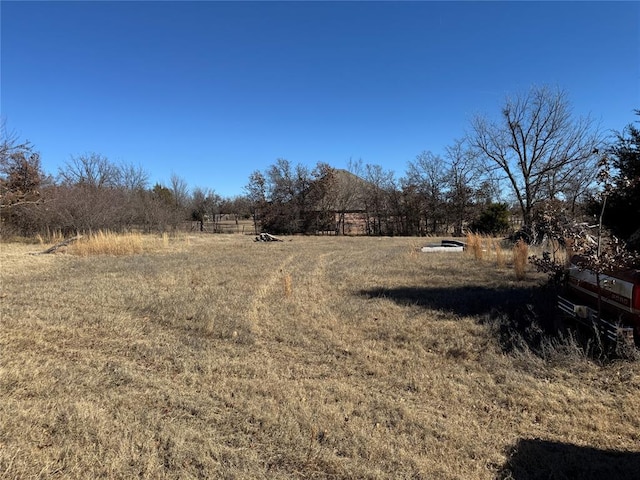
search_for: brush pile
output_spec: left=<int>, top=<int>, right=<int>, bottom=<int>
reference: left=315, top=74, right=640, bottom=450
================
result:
left=254, top=232, right=283, bottom=242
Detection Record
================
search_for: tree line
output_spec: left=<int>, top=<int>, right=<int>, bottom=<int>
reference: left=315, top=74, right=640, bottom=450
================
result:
left=245, top=86, right=637, bottom=245
left=0, top=145, right=252, bottom=236
left=2, top=85, right=638, bottom=250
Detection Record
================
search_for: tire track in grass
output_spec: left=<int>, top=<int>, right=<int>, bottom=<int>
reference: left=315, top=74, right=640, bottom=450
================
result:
left=300, top=251, right=333, bottom=302
left=246, top=246, right=335, bottom=349
left=247, top=250, right=303, bottom=341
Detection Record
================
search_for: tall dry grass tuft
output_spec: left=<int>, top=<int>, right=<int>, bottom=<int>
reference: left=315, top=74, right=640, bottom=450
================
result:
left=407, top=239, right=422, bottom=259
left=466, top=233, right=484, bottom=260
left=495, top=241, right=506, bottom=268
left=162, top=232, right=170, bottom=248
left=283, top=272, right=293, bottom=297
left=70, top=230, right=144, bottom=256
left=465, top=233, right=474, bottom=257
left=36, top=230, right=64, bottom=245
left=513, top=240, right=529, bottom=280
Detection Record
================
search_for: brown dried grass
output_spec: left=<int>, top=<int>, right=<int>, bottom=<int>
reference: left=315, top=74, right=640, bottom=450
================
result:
left=495, top=241, right=506, bottom=268
left=466, top=232, right=484, bottom=260
left=282, top=271, right=293, bottom=297
left=1, top=234, right=638, bottom=479
left=69, top=230, right=144, bottom=256
left=513, top=239, right=529, bottom=280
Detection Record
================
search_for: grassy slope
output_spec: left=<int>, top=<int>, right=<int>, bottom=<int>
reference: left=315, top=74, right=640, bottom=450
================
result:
left=1, top=235, right=639, bottom=479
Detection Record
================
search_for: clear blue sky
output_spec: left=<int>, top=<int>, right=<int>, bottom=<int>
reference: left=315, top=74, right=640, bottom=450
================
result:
left=2, top=1, right=639, bottom=198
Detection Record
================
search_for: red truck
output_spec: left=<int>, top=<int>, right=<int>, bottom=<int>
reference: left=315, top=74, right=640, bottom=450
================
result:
left=558, top=256, right=640, bottom=346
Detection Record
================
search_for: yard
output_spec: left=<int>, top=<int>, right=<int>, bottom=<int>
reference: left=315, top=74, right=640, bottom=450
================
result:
left=1, top=234, right=638, bottom=479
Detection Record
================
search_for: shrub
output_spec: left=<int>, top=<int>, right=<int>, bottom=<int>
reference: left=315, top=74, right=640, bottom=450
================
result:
left=470, top=203, right=511, bottom=236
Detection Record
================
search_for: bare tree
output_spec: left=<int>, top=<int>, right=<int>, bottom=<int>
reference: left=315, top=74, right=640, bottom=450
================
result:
left=169, top=173, right=189, bottom=210
left=363, top=163, right=395, bottom=235
left=119, top=163, right=149, bottom=191
left=404, top=151, right=447, bottom=234
left=245, top=170, right=267, bottom=234
left=1, top=120, right=32, bottom=167
left=190, top=187, right=220, bottom=232
left=444, top=139, right=482, bottom=236
left=469, top=85, right=602, bottom=230
left=561, top=157, right=599, bottom=216
left=58, top=153, right=121, bottom=188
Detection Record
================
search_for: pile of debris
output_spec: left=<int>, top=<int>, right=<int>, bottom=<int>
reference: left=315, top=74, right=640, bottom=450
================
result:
left=31, top=235, right=83, bottom=255
left=254, top=232, right=283, bottom=242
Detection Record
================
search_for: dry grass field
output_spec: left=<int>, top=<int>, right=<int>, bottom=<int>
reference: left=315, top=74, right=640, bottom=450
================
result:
left=1, top=234, right=639, bottom=479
